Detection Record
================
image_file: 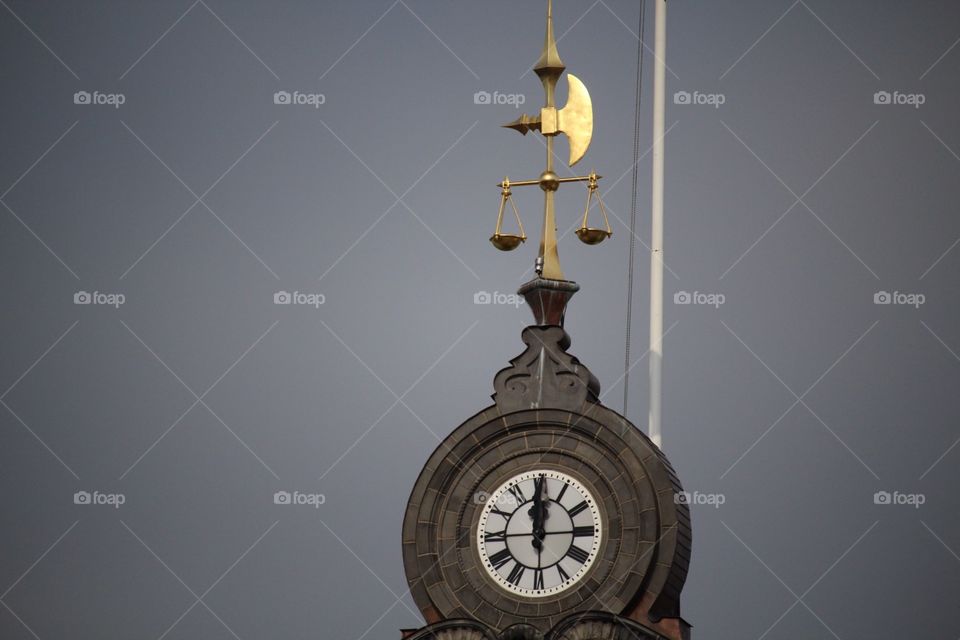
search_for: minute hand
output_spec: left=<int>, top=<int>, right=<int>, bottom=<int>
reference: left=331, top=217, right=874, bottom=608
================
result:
left=531, top=476, right=548, bottom=547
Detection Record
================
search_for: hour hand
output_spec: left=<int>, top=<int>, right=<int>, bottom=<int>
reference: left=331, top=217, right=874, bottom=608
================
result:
left=528, top=475, right=548, bottom=549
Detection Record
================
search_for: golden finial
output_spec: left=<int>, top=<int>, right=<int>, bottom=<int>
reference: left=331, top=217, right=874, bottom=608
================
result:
left=490, top=0, right=606, bottom=282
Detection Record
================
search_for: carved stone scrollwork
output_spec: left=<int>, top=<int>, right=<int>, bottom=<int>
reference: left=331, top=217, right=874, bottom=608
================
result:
left=405, top=619, right=500, bottom=640
left=406, top=613, right=667, bottom=640
left=492, top=326, right=600, bottom=412
left=547, top=612, right=666, bottom=640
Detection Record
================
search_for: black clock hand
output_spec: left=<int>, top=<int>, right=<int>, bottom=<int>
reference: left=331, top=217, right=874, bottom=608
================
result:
left=528, top=475, right=548, bottom=549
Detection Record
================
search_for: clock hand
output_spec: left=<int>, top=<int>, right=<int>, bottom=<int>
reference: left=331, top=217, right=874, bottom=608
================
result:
left=528, top=475, right=546, bottom=550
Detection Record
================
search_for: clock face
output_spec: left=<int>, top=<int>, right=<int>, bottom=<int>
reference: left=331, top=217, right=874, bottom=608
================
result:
left=476, top=470, right=602, bottom=597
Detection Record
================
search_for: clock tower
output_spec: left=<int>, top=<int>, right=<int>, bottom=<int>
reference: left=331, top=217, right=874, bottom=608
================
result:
left=401, top=3, right=691, bottom=639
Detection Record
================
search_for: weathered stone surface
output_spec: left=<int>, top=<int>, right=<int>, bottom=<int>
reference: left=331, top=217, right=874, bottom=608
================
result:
left=492, top=326, right=600, bottom=412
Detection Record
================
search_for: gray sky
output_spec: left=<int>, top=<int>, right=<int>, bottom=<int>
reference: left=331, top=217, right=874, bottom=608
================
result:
left=1, top=1, right=959, bottom=638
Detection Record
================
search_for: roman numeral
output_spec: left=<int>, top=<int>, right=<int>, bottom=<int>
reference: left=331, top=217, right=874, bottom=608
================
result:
left=490, top=508, right=512, bottom=519
left=489, top=548, right=512, bottom=570
left=568, top=501, right=588, bottom=517
left=557, top=564, right=570, bottom=582
left=567, top=545, right=590, bottom=564
left=484, top=530, right=507, bottom=543
left=556, top=482, right=569, bottom=503
left=572, top=525, right=595, bottom=537
left=507, top=562, right=525, bottom=586
left=508, top=484, right=526, bottom=503
left=533, top=568, right=545, bottom=590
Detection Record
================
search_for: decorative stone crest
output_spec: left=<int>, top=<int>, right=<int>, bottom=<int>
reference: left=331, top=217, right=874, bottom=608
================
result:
left=492, top=325, right=600, bottom=412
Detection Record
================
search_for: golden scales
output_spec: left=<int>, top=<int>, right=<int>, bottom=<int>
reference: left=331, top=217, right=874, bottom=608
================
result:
left=489, top=0, right=611, bottom=279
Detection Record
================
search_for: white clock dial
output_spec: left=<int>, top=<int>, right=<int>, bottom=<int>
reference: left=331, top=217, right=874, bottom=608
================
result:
left=476, top=470, right=602, bottom=597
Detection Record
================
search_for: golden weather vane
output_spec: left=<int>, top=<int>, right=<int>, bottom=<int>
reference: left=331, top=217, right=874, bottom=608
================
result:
left=490, top=0, right=611, bottom=282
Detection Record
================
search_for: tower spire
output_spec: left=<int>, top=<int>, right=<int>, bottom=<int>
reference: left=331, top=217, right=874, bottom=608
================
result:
left=534, top=0, right=565, bottom=82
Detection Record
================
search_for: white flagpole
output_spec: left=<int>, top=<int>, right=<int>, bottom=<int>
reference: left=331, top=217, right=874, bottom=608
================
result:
left=649, top=0, right=667, bottom=448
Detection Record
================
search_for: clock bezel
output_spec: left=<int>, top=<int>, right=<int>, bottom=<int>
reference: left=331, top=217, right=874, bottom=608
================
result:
left=475, top=468, right=604, bottom=598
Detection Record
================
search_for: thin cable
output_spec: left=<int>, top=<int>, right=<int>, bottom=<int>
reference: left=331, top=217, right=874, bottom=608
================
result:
left=623, top=0, right=647, bottom=417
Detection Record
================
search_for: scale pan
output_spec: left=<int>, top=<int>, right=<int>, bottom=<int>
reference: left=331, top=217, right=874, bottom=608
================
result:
left=575, top=228, right=611, bottom=245
left=490, top=234, right=525, bottom=251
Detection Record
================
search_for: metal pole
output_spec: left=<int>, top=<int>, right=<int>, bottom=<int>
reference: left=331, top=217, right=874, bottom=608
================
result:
left=649, top=0, right=666, bottom=448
